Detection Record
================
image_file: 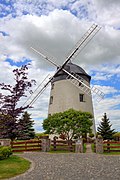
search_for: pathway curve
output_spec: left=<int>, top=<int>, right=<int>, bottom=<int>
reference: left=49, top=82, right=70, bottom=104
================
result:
left=9, top=152, right=120, bottom=180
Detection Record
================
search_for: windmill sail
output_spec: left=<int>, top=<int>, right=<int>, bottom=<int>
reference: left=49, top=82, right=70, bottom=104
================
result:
left=23, top=74, right=52, bottom=107
left=28, top=23, right=103, bottom=106
left=61, top=24, right=101, bottom=69
left=66, top=71, right=104, bottom=101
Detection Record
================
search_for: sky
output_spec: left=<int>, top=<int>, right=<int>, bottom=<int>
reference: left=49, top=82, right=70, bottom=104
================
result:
left=0, top=0, right=120, bottom=132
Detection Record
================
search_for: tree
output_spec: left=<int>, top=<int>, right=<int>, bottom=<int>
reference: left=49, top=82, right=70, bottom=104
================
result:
left=97, top=113, right=115, bottom=140
left=43, top=109, right=93, bottom=140
left=0, top=65, right=35, bottom=140
left=0, top=114, right=18, bottom=140
left=17, top=111, right=35, bottom=140
left=113, top=132, right=120, bottom=141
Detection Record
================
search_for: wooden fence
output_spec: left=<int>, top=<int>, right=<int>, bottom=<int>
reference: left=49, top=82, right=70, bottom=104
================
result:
left=51, top=139, right=75, bottom=152
left=10, top=138, right=82, bottom=153
left=103, top=141, right=120, bottom=152
left=11, top=140, right=42, bottom=152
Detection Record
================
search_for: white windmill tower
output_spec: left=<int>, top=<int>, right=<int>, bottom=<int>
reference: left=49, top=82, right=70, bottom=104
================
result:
left=25, top=24, right=104, bottom=135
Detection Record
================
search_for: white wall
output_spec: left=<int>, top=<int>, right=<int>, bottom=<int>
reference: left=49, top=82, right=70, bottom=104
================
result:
left=48, top=79, right=96, bottom=134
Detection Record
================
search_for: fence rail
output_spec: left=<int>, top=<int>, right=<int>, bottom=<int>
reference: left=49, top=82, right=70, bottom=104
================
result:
left=51, top=139, right=75, bottom=152
left=103, top=141, right=120, bottom=153
left=11, top=140, right=42, bottom=152
left=11, top=138, right=83, bottom=152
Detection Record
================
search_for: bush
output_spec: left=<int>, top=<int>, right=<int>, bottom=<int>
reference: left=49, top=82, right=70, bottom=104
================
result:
left=113, top=132, right=120, bottom=141
left=0, top=146, right=12, bottom=160
left=35, top=133, right=49, bottom=139
left=89, top=133, right=94, bottom=138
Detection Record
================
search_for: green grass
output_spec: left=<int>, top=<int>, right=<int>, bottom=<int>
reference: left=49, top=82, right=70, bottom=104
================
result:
left=103, top=152, right=120, bottom=155
left=0, top=155, right=31, bottom=179
left=91, top=143, right=95, bottom=152
left=49, top=143, right=86, bottom=153
left=83, top=143, right=86, bottom=153
left=50, top=145, right=75, bottom=153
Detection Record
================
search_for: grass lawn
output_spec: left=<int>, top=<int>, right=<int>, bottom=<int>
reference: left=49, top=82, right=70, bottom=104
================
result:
left=91, top=143, right=95, bottom=152
left=50, top=145, right=75, bottom=153
left=83, top=143, right=86, bottom=153
left=49, top=144, right=86, bottom=153
left=0, top=155, right=31, bottom=179
left=103, top=152, right=120, bottom=155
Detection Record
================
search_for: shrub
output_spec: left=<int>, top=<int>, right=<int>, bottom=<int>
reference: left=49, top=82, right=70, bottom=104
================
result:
left=113, top=132, right=120, bottom=141
left=35, top=133, right=49, bottom=139
left=89, top=133, right=94, bottom=138
left=0, top=146, right=12, bottom=160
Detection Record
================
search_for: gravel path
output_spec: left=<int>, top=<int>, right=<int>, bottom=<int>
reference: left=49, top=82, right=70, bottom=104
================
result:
left=9, top=152, right=120, bottom=180
left=86, top=143, right=93, bottom=153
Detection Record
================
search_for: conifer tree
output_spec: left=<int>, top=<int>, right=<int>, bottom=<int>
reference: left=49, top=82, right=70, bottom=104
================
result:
left=17, top=111, right=35, bottom=140
left=0, top=114, right=17, bottom=140
left=97, top=113, right=115, bottom=140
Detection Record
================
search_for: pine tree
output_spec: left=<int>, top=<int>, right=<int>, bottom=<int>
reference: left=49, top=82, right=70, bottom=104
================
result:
left=97, top=113, right=115, bottom=140
left=0, top=114, right=17, bottom=140
left=17, top=111, right=35, bottom=140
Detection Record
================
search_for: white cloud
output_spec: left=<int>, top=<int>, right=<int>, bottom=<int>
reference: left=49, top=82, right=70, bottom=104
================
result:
left=94, top=94, right=120, bottom=131
left=0, top=61, right=15, bottom=84
left=0, top=9, right=120, bottom=70
left=93, top=85, right=118, bottom=95
left=93, top=0, right=120, bottom=26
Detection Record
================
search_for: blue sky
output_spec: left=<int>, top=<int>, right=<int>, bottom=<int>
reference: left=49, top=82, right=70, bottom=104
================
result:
left=0, top=0, right=120, bottom=132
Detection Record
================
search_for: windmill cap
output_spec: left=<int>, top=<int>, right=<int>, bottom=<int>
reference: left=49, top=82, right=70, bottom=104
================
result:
left=52, top=62, right=91, bottom=83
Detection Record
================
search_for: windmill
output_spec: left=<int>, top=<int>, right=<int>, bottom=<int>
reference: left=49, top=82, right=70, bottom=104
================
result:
left=25, top=24, right=104, bottom=134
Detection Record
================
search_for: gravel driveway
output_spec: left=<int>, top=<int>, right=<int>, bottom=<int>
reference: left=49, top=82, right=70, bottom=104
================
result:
left=10, top=152, right=120, bottom=180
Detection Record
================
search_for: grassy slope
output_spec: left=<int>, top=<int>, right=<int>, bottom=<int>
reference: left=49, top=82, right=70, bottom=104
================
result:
left=0, top=155, right=31, bottom=179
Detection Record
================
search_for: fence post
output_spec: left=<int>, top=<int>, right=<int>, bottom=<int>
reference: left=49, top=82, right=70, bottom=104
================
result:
left=68, top=140, right=73, bottom=152
left=107, top=140, right=110, bottom=153
left=25, top=141, right=27, bottom=151
left=11, top=141, right=13, bottom=148
left=96, top=136, right=103, bottom=153
left=0, top=139, right=11, bottom=146
left=53, top=136, right=57, bottom=151
left=75, top=138, right=83, bottom=153
left=41, top=136, right=50, bottom=152
left=94, top=141, right=96, bottom=153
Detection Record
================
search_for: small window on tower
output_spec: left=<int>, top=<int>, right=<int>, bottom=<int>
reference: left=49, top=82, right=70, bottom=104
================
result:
left=50, top=96, right=53, bottom=104
left=79, top=94, right=84, bottom=102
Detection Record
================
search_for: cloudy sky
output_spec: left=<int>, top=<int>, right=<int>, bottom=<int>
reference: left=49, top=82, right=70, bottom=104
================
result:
left=0, top=0, right=120, bottom=132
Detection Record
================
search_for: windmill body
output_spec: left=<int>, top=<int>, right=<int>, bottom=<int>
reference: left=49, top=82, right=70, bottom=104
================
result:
left=48, top=62, right=96, bottom=134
